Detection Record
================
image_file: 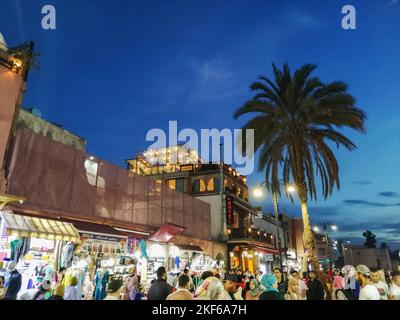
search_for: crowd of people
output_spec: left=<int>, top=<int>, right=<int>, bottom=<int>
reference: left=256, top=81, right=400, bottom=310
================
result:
left=1, top=260, right=399, bottom=300
left=144, top=264, right=400, bottom=301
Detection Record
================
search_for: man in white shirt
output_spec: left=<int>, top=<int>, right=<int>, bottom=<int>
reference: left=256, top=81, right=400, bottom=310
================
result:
left=389, top=270, right=400, bottom=300
left=370, top=267, right=389, bottom=300
left=166, top=274, right=194, bottom=300
left=355, top=265, right=380, bottom=300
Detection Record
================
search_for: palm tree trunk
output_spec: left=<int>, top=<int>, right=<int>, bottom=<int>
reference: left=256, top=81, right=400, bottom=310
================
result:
left=294, top=142, right=319, bottom=272
left=300, top=201, right=319, bottom=272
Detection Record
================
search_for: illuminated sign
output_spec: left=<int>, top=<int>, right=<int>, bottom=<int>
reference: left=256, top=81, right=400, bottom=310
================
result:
left=226, top=196, right=233, bottom=226
left=180, top=164, right=194, bottom=172
left=286, top=249, right=297, bottom=259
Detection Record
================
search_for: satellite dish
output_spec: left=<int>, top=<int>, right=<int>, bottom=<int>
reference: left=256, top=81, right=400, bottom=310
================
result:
left=0, top=32, right=7, bottom=51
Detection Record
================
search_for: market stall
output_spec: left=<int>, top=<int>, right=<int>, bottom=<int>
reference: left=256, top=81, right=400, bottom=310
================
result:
left=0, top=210, right=80, bottom=293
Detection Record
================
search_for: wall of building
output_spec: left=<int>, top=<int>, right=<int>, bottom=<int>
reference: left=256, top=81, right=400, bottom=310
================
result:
left=15, top=108, right=86, bottom=151
left=253, top=216, right=284, bottom=243
left=343, top=246, right=392, bottom=270
left=194, top=194, right=223, bottom=240
left=0, top=65, right=23, bottom=193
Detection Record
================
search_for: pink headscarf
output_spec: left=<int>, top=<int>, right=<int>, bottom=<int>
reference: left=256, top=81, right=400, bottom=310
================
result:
left=333, top=276, right=345, bottom=289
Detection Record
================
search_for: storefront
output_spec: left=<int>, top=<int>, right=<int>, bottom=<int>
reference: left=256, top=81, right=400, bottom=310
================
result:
left=168, top=243, right=214, bottom=274
left=68, top=220, right=132, bottom=282
left=228, top=241, right=278, bottom=274
left=0, top=210, right=80, bottom=293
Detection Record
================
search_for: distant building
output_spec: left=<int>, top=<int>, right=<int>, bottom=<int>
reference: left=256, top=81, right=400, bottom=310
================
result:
left=314, top=232, right=336, bottom=269
left=343, top=245, right=392, bottom=270
left=127, top=146, right=279, bottom=273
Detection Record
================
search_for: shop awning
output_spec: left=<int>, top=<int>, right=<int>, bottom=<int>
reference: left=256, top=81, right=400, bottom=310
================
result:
left=0, top=211, right=80, bottom=242
left=175, top=244, right=204, bottom=252
left=68, top=220, right=127, bottom=239
left=148, top=223, right=186, bottom=242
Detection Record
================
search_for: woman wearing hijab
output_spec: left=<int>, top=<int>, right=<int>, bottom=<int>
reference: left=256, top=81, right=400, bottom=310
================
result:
left=245, top=279, right=261, bottom=300
left=128, top=276, right=142, bottom=300
left=194, top=276, right=224, bottom=300
left=259, top=273, right=284, bottom=300
left=284, top=276, right=303, bottom=300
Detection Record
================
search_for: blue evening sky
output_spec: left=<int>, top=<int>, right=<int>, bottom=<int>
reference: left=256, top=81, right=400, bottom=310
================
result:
left=1, top=0, right=400, bottom=248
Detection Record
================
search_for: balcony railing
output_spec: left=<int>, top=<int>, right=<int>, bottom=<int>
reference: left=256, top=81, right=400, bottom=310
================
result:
left=228, top=227, right=275, bottom=246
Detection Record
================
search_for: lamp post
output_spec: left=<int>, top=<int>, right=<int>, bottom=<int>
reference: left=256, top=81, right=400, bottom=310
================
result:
left=253, top=181, right=296, bottom=271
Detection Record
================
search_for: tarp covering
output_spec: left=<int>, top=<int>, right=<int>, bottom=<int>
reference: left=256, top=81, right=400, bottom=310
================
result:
left=1, top=211, right=80, bottom=242
left=148, top=223, right=185, bottom=242
left=6, top=129, right=211, bottom=240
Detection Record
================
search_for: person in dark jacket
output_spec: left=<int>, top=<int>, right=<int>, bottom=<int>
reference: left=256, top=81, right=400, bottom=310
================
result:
left=147, top=267, right=173, bottom=300
left=259, top=273, right=284, bottom=300
left=3, top=262, right=22, bottom=300
left=273, top=268, right=287, bottom=295
left=306, top=270, right=325, bottom=300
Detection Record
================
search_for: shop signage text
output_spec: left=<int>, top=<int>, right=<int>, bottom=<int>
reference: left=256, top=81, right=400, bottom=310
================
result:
left=226, top=196, right=233, bottom=226
left=180, top=164, right=194, bottom=172
left=80, top=232, right=122, bottom=242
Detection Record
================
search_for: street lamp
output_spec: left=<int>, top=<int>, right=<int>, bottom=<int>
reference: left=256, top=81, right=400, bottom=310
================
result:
left=253, top=188, right=263, bottom=198
left=286, top=185, right=296, bottom=193
left=254, top=180, right=296, bottom=271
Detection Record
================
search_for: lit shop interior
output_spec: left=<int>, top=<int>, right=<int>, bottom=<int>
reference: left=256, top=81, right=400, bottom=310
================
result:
left=0, top=211, right=147, bottom=299
left=229, top=245, right=275, bottom=274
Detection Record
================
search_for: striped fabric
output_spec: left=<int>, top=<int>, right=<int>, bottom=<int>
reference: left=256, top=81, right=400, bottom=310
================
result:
left=0, top=211, right=80, bottom=242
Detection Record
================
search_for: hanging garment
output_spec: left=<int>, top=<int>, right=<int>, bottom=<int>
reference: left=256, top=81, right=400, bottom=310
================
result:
left=9, top=239, right=22, bottom=261
left=61, top=243, right=75, bottom=268
left=15, top=237, right=30, bottom=262
left=53, top=241, right=63, bottom=272
left=93, top=270, right=109, bottom=300
left=93, top=271, right=104, bottom=300
left=75, top=270, right=85, bottom=300
left=83, top=275, right=94, bottom=300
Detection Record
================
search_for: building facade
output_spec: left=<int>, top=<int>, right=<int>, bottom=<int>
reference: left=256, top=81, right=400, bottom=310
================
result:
left=127, top=147, right=279, bottom=273
left=343, top=245, right=392, bottom=270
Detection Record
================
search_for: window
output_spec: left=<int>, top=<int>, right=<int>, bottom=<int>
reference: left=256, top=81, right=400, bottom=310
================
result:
left=167, top=179, right=176, bottom=190
left=318, top=248, right=326, bottom=256
left=175, top=178, right=184, bottom=192
left=192, top=179, right=206, bottom=193
left=207, top=177, right=220, bottom=192
left=233, top=211, right=239, bottom=228
left=244, top=216, right=250, bottom=228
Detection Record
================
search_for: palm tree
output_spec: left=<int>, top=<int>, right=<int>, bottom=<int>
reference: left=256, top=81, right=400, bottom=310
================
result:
left=234, top=63, right=366, bottom=271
